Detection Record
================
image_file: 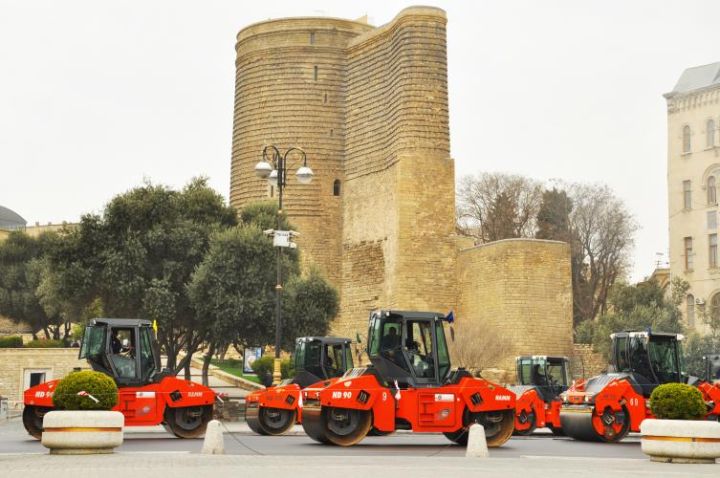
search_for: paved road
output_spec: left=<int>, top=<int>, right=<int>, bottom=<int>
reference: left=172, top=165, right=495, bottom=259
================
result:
left=0, top=417, right=644, bottom=459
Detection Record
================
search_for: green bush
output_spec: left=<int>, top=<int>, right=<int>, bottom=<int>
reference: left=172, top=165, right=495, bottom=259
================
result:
left=52, top=370, right=118, bottom=411
left=251, top=356, right=292, bottom=387
left=649, top=383, right=706, bottom=420
left=0, top=335, right=24, bottom=348
left=24, top=339, right=64, bottom=348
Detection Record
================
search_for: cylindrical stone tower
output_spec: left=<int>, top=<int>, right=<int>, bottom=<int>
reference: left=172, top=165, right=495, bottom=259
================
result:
left=230, top=17, right=373, bottom=286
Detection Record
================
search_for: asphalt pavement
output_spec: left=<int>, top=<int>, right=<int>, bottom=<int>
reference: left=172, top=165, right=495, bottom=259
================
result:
left=2, top=417, right=718, bottom=478
left=1, top=416, right=646, bottom=459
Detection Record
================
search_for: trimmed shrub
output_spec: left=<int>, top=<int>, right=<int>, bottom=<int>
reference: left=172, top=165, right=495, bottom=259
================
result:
left=251, top=356, right=292, bottom=387
left=24, top=339, right=64, bottom=348
left=649, top=383, right=706, bottom=420
left=0, top=335, right=24, bottom=348
left=52, top=370, right=118, bottom=411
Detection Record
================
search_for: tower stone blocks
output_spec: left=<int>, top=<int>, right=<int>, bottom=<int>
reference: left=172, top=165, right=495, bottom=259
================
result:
left=230, top=7, right=574, bottom=373
left=230, top=7, right=457, bottom=337
left=456, top=239, right=574, bottom=371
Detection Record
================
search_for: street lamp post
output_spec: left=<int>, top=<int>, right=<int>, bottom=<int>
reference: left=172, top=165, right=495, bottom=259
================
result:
left=254, top=145, right=313, bottom=384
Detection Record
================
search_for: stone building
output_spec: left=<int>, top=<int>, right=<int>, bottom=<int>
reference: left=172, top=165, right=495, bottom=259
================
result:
left=665, top=62, right=720, bottom=334
left=230, top=6, right=575, bottom=374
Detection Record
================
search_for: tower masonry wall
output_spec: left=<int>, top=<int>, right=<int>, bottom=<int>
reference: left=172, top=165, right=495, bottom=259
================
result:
left=335, top=7, right=455, bottom=338
left=456, top=239, right=574, bottom=372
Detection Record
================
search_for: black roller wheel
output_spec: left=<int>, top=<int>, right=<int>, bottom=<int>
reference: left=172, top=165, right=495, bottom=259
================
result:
left=367, top=427, right=392, bottom=437
left=300, top=404, right=330, bottom=444
left=258, top=407, right=296, bottom=436
left=164, top=405, right=213, bottom=438
left=548, top=424, right=565, bottom=436
left=473, top=410, right=515, bottom=447
left=322, top=407, right=372, bottom=446
left=245, top=403, right=268, bottom=435
left=23, top=406, right=51, bottom=440
left=512, top=409, right=536, bottom=436
left=444, top=410, right=514, bottom=447
left=560, top=405, right=630, bottom=443
left=443, top=428, right=469, bottom=445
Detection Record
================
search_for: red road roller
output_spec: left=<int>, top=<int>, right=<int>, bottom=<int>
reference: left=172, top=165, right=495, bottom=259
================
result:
left=511, top=355, right=570, bottom=435
left=245, top=336, right=353, bottom=435
left=559, top=330, right=720, bottom=442
left=300, top=310, right=516, bottom=447
left=23, top=318, right=215, bottom=439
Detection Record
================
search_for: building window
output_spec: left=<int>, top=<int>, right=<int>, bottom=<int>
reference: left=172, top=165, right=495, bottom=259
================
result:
left=683, top=180, right=692, bottom=209
left=683, top=125, right=691, bottom=153
left=709, top=176, right=717, bottom=205
left=684, top=236, right=694, bottom=271
left=310, top=31, right=316, bottom=44
left=710, top=233, right=718, bottom=268
left=313, top=66, right=318, bottom=81
left=687, top=294, right=695, bottom=327
left=712, top=293, right=720, bottom=327
left=333, top=179, right=341, bottom=196
left=708, top=211, right=717, bottom=230
left=708, top=119, right=716, bottom=148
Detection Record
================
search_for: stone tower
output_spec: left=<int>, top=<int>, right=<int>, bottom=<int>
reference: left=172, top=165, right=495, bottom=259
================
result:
left=230, top=16, right=373, bottom=286
left=230, top=7, right=458, bottom=336
left=230, top=7, right=575, bottom=374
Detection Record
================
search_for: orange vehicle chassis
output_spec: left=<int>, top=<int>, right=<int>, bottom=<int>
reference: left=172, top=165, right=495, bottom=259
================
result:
left=301, top=370, right=516, bottom=446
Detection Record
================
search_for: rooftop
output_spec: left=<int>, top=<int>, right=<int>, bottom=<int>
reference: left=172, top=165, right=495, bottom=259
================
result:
left=666, top=62, right=720, bottom=97
left=0, top=205, right=26, bottom=231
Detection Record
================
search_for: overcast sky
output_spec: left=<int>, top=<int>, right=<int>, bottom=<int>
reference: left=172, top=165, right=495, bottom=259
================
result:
left=1, top=0, right=718, bottom=281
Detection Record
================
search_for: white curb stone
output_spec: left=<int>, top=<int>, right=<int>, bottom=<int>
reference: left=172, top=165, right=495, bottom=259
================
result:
left=465, top=423, right=488, bottom=458
left=201, top=419, right=224, bottom=455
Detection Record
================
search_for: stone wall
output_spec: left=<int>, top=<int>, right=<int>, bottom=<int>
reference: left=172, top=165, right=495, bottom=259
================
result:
left=336, top=7, right=456, bottom=338
left=570, top=343, right=607, bottom=379
left=0, top=349, right=87, bottom=409
left=456, top=239, right=574, bottom=372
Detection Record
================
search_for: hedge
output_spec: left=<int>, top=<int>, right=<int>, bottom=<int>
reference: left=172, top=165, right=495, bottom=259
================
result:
left=251, top=356, right=293, bottom=387
left=649, top=383, right=706, bottom=420
left=0, top=335, right=24, bottom=348
left=52, top=370, right=118, bottom=411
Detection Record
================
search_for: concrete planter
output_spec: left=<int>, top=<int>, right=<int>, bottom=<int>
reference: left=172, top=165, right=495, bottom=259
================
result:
left=640, top=418, right=720, bottom=464
left=41, top=410, right=124, bottom=455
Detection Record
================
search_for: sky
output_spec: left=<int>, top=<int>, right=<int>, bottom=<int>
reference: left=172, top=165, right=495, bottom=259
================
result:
left=1, top=0, right=719, bottom=282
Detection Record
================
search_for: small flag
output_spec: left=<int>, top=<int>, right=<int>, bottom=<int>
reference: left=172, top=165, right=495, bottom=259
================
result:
left=446, top=311, right=455, bottom=323
left=152, top=320, right=158, bottom=334
left=77, top=390, right=100, bottom=403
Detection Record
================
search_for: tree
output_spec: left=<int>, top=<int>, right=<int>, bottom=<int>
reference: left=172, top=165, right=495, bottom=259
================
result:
left=44, top=177, right=237, bottom=371
left=579, top=279, right=686, bottom=359
left=450, top=319, right=511, bottom=375
left=535, top=188, right=573, bottom=242
left=0, top=231, right=67, bottom=340
left=188, top=225, right=278, bottom=385
left=188, top=205, right=338, bottom=385
left=456, top=173, right=543, bottom=243
left=281, top=268, right=339, bottom=350
left=568, top=183, right=637, bottom=325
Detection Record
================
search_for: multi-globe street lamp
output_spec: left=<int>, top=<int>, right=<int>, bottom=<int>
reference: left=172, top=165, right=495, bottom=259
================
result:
left=254, top=145, right=313, bottom=384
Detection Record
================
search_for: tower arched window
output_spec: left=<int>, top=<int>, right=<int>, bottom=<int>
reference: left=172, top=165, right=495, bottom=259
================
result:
left=708, top=119, right=716, bottom=148
left=687, top=294, right=695, bottom=327
left=683, top=125, right=691, bottom=153
left=333, top=179, right=341, bottom=196
left=708, top=176, right=717, bottom=205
